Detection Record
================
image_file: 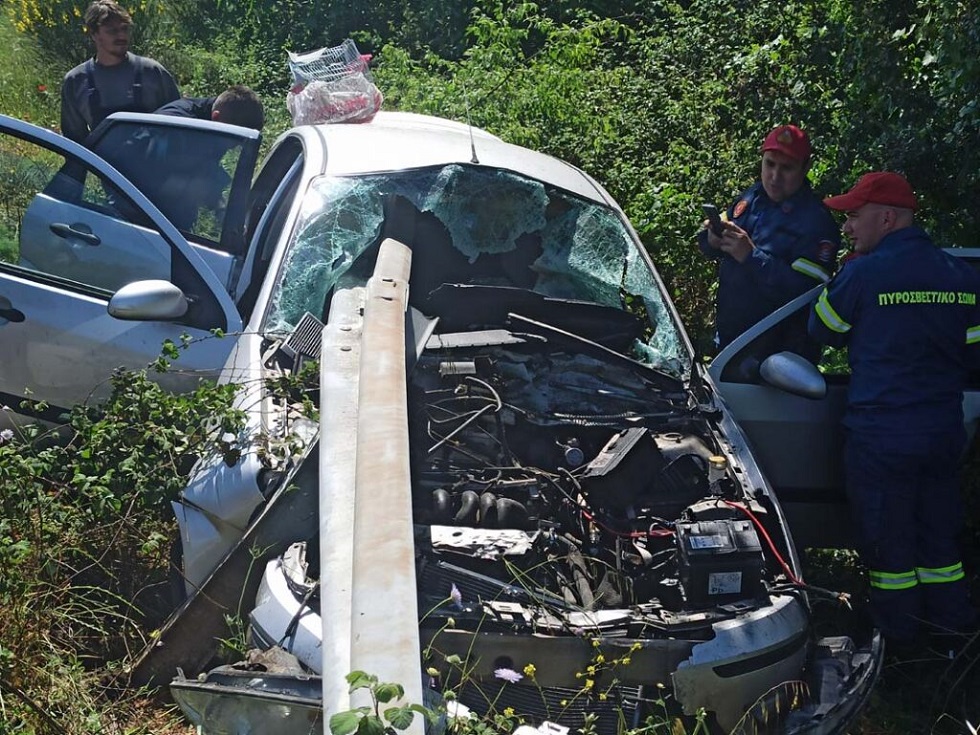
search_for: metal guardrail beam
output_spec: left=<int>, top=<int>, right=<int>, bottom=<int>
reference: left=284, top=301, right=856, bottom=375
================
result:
left=319, top=284, right=366, bottom=715
left=320, top=238, right=423, bottom=733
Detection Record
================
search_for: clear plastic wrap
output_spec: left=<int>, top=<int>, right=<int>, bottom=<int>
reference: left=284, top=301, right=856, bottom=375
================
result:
left=285, top=39, right=383, bottom=125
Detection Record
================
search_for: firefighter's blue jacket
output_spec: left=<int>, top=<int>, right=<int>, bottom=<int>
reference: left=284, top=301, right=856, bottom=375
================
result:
left=809, top=226, right=980, bottom=434
left=699, top=181, right=840, bottom=348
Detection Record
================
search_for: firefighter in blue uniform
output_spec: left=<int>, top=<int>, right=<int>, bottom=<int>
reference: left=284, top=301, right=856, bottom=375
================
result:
left=809, top=171, right=979, bottom=650
left=699, top=125, right=840, bottom=355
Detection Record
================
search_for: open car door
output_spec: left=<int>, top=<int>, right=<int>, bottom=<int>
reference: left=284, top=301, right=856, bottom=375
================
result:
left=85, top=112, right=260, bottom=291
left=710, top=251, right=980, bottom=551
left=0, top=114, right=244, bottom=421
left=708, top=286, right=850, bottom=550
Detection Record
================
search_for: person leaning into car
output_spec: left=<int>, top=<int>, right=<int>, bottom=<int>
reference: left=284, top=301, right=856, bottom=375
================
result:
left=60, top=0, right=180, bottom=144
left=698, top=124, right=841, bottom=357
left=809, top=171, right=979, bottom=652
left=153, top=84, right=265, bottom=132
left=142, top=86, right=264, bottom=232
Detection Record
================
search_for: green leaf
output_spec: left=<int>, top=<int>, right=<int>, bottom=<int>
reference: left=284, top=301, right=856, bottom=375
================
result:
left=374, top=682, right=404, bottom=704
left=384, top=706, right=416, bottom=730
left=356, top=715, right=387, bottom=735
left=329, top=711, right=363, bottom=735
left=346, top=670, right=378, bottom=691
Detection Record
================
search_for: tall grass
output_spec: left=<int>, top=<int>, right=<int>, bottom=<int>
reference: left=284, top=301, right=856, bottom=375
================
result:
left=0, top=14, right=60, bottom=131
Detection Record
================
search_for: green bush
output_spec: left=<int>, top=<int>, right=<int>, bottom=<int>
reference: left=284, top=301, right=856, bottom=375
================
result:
left=0, top=348, right=244, bottom=732
left=372, top=0, right=980, bottom=347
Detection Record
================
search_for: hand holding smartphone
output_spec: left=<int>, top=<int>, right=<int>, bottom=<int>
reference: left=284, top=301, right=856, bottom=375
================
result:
left=702, top=203, right=725, bottom=237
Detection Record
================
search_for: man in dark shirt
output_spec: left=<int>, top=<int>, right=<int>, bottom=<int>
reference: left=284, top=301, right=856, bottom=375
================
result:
left=154, top=85, right=264, bottom=131
left=141, top=86, right=264, bottom=232
left=60, top=0, right=179, bottom=144
left=809, top=171, right=979, bottom=652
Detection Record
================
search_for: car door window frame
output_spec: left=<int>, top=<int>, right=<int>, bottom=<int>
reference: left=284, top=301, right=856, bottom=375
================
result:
left=86, top=114, right=261, bottom=257
left=235, top=139, right=305, bottom=318
left=0, top=116, right=234, bottom=333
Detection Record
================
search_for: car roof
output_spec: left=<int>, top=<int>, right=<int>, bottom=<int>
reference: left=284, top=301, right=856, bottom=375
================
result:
left=96, top=110, right=615, bottom=207
left=309, top=111, right=614, bottom=205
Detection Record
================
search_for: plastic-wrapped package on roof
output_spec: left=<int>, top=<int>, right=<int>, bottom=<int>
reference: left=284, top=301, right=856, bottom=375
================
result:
left=286, top=39, right=383, bottom=125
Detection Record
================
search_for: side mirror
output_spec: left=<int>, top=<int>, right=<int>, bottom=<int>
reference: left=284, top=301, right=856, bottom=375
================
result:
left=759, top=351, right=827, bottom=399
left=108, top=279, right=188, bottom=321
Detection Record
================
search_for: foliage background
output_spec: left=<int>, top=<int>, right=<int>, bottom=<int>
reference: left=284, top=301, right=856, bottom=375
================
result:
left=1, top=0, right=979, bottom=733
left=5, top=0, right=979, bottom=345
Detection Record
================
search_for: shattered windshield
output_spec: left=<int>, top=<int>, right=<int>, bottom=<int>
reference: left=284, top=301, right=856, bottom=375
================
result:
left=265, top=164, right=689, bottom=377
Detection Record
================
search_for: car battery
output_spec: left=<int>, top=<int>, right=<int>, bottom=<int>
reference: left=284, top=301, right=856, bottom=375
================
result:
left=675, top=519, right=764, bottom=607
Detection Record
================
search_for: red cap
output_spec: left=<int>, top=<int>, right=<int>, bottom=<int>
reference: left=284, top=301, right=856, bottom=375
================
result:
left=761, top=125, right=811, bottom=162
left=823, top=172, right=918, bottom=211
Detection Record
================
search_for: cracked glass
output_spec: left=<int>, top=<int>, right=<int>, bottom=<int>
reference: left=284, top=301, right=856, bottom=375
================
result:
left=265, top=164, right=688, bottom=377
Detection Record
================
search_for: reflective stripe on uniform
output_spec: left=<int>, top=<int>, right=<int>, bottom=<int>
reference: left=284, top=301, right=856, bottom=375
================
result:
left=815, top=289, right=851, bottom=333
left=967, top=324, right=980, bottom=345
left=791, top=257, right=831, bottom=283
left=916, top=562, right=966, bottom=584
left=869, top=568, right=918, bottom=591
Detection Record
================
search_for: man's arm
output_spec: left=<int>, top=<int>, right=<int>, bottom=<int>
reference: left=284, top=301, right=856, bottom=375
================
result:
left=59, top=76, right=89, bottom=144
left=698, top=197, right=742, bottom=259
left=159, top=66, right=180, bottom=105
left=808, top=265, right=859, bottom=348
left=697, top=227, right=723, bottom=258
left=140, top=57, right=181, bottom=110
left=739, top=208, right=840, bottom=304
left=966, top=272, right=980, bottom=370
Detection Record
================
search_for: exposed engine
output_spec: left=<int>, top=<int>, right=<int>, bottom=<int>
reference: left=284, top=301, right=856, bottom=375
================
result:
left=240, top=304, right=829, bottom=734
left=400, top=324, right=805, bottom=729
left=407, top=325, right=797, bottom=719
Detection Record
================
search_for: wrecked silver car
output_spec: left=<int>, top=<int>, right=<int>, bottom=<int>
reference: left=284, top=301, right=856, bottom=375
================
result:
left=104, top=113, right=883, bottom=733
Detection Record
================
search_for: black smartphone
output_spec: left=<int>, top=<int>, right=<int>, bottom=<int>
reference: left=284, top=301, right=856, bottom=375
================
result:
left=702, top=203, right=725, bottom=236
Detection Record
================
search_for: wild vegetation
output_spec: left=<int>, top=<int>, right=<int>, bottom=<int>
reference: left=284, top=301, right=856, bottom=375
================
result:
left=1, top=0, right=979, bottom=733
left=6, top=0, right=980, bottom=341
left=0, top=350, right=245, bottom=733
